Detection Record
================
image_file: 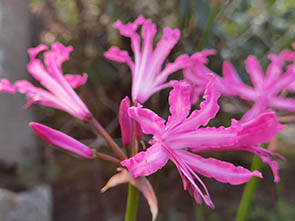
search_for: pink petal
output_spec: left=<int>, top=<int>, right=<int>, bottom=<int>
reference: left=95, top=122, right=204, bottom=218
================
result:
left=64, top=73, right=88, bottom=89
left=178, top=150, right=262, bottom=185
left=191, top=49, right=216, bottom=64
left=233, top=146, right=284, bottom=182
left=30, top=122, right=93, bottom=159
left=27, top=44, right=48, bottom=59
left=128, top=105, right=165, bottom=135
left=280, top=49, right=295, bottom=62
left=222, top=61, right=257, bottom=99
left=178, top=77, right=220, bottom=131
left=119, top=97, right=132, bottom=146
left=236, top=110, right=284, bottom=146
left=223, top=61, right=242, bottom=84
left=166, top=81, right=192, bottom=128
left=0, top=79, right=16, bottom=93
left=241, top=101, right=266, bottom=122
left=151, top=27, right=181, bottom=74
left=121, top=143, right=169, bottom=177
left=267, top=67, right=295, bottom=95
left=154, top=54, right=191, bottom=88
left=14, top=80, right=71, bottom=111
left=264, top=54, right=283, bottom=88
left=267, top=97, right=295, bottom=112
left=245, top=56, right=264, bottom=90
left=104, top=46, right=134, bottom=72
left=168, top=126, right=238, bottom=149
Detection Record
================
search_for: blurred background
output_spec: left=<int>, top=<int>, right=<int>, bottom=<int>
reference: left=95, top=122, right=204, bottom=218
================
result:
left=0, top=0, right=294, bottom=220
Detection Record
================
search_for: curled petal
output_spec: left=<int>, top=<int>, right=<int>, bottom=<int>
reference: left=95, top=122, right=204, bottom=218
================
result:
left=0, top=79, right=16, bottom=93
left=245, top=56, right=264, bottom=90
left=191, top=49, right=216, bottom=64
left=280, top=46, right=295, bottom=62
left=178, top=150, right=262, bottom=185
left=235, top=146, right=285, bottom=182
left=104, top=46, right=134, bottom=71
left=179, top=77, right=220, bottom=131
left=64, top=73, right=88, bottom=88
left=236, top=110, right=284, bottom=146
left=113, top=16, right=145, bottom=37
left=27, top=44, right=48, bottom=59
left=152, top=27, right=181, bottom=72
left=119, top=97, right=132, bottom=146
left=128, top=105, right=165, bottom=135
left=166, top=81, right=192, bottom=128
left=30, top=122, right=93, bottom=159
left=121, top=143, right=169, bottom=178
left=155, top=54, right=191, bottom=86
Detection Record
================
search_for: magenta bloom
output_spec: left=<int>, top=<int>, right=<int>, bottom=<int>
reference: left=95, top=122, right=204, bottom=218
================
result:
left=120, top=79, right=283, bottom=208
left=30, top=122, right=93, bottom=159
left=185, top=51, right=295, bottom=121
left=105, top=16, right=191, bottom=103
left=0, top=43, right=91, bottom=121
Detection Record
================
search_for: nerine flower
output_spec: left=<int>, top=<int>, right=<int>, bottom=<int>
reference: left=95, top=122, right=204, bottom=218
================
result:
left=0, top=43, right=91, bottom=121
left=105, top=16, right=191, bottom=103
left=121, top=78, right=283, bottom=207
left=30, top=122, right=93, bottom=159
left=185, top=51, right=295, bottom=121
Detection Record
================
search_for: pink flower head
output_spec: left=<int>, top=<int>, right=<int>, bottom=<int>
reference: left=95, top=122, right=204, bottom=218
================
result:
left=224, top=55, right=295, bottom=121
left=105, top=16, right=191, bottom=103
left=30, top=122, right=93, bottom=159
left=121, top=78, right=268, bottom=208
left=186, top=50, right=295, bottom=120
left=0, top=43, right=91, bottom=121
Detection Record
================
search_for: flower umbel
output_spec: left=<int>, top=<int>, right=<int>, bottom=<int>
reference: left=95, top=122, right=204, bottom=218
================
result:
left=105, top=16, right=191, bottom=103
left=121, top=78, right=279, bottom=208
left=0, top=43, right=91, bottom=121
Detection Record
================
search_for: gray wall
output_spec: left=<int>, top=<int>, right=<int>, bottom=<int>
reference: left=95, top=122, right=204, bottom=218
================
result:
left=0, top=0, right=36, bottom=164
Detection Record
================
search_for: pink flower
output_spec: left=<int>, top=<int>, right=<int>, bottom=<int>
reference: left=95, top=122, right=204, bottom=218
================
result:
left=30, top=122, right=93, bottom=159
left=120, top=78, right=279, bottom=208
left=105, top=16, right=191, bottom=103
left=0, top=43, right=91, bottom=121
left=185, top=51, right=295, bottom=121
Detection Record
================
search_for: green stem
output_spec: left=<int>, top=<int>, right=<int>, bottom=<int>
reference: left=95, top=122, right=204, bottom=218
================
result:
left=125, top=183, right=140, bottom=221
left=236, top=155, right=263, bottom=221
left=197, top=5, right=223, bottom=50
left=193, top=201, right=205, bottom=221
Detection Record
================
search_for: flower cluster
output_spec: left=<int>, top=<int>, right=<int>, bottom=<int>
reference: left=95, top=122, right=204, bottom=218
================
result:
left=1, top=15, right=294, bottom=219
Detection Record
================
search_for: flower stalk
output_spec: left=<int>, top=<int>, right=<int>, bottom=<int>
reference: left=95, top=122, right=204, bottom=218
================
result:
left=236, top=155, right=263, bottom=221
left=125, top=183, right=140, bottom=221
left=88, top=117, right=127, bottom=161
